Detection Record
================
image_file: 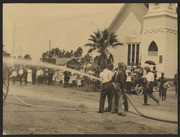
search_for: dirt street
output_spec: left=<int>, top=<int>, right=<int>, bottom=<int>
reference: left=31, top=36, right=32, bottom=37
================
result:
left=3, top=83, right=178, bottom=134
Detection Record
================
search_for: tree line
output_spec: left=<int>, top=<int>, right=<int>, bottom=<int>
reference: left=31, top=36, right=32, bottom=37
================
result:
left=41, top=47, right=83, bottom=59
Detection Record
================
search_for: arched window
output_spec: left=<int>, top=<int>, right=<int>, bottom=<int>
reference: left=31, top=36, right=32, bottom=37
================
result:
left=148, top=41, right=158, bottom=51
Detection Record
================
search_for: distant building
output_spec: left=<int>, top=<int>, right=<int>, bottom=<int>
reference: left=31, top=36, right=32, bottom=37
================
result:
left=108, top=3, right=177, bottom=78
left=41, top=57, right=82, bottom=68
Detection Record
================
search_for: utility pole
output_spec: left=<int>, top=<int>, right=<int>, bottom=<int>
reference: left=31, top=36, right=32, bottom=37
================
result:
left=12, top=23, right=16, bottom=56
left=49, top=40, right=51, bottom=51
left=20, top=46, right=22, bottom=57
left=49, top=40, right=51, bottom=59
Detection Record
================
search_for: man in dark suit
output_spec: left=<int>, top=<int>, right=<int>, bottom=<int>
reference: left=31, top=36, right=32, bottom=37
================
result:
left=23, top=67, right=28, bottom=86
left=32, top=67, right=37, bottom=85
left=48, top=69, right=54, bottom=85
left=63, top=71, right=71, bottom=88
left=111, top=62, right=128, bottom=116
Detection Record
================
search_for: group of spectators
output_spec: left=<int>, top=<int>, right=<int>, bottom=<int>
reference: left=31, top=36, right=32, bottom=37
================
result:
left=10, top=65, right=56, bottom=86
left=9, top=65, right=101, bottom=91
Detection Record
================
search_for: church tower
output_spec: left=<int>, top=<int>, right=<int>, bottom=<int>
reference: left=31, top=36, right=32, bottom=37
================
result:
left=141, top=3, right=177, bottom=78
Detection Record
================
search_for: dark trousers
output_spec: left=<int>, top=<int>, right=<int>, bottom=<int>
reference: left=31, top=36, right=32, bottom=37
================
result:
left=111, top=89, right=128, bottom=113
left=175, top=85, right=178, bottom=97
left=122, top=91, right=128, bottom=111
left=12, top=76, right=16, bottom=84
left=159, top=87, right=162, bottom=98
left=161, top=88, right=167, bottom=100
left=45, top=76, right=48, bottom=84
left=48, top=77, right=53, bottom=85
left=32, top=76, right=36, bottom=85
left=37, top=76, right=41, bottom=84
left=144, top=82, right=159, bottom=104
left=126, top=82, right=131, bottom=92
left=99, top=82, right=113, bottom=113
left=19, top=75, right=23, bottom=85
left=64, top=80, right=69, bottom=88
left=24, top=76, right=27, bottom=85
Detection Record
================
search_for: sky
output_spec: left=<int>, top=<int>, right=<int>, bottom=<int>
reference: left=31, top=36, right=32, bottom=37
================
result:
left=3, top=3, right=123, bottom=61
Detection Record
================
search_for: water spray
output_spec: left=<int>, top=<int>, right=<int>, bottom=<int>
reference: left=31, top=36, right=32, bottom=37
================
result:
left=3, top=57, right=100, bottom=81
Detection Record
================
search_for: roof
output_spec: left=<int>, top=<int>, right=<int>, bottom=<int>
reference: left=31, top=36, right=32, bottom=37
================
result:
left=55, top=57, right=74, bottom=65
left=108, top=3, right=148, bottom=33
left=67, top=59, right=82, bottom=67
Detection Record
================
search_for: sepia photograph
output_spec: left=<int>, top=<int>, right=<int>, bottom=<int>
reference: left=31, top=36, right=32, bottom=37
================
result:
left=2, top=3, right=178, bottom=134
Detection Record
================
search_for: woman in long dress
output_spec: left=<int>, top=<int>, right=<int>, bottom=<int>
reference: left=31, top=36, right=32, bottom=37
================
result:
left=27, top=68, right=32, bottom=83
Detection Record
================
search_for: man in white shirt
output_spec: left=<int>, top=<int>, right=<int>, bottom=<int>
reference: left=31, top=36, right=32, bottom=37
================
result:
left=144, top=67, right=159, bottom=105
left=98, top=63, right=114, bottom=113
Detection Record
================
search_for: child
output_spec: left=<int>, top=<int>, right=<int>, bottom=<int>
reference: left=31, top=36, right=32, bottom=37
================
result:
left=158, top=72, right=170, bottom=101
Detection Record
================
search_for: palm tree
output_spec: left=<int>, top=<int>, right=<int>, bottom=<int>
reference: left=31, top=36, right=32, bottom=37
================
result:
left=85, top=28, right=123, bottom=70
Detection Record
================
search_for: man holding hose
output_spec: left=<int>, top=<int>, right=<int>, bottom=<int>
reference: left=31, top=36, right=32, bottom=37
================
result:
left=98, top=63, right=114, bottom=113
left=111, top=62, right=128, bottom=116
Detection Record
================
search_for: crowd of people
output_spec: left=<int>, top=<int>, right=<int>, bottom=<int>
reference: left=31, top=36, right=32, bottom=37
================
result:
left=10, top=66, right=55, bottom=86
left=98, top=62, right=178, bottom=116
left=9, top=65, right=101, bottom=92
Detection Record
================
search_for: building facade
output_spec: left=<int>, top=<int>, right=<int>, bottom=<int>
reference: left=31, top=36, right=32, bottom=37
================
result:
left=108, top=3, right=177, bottom=78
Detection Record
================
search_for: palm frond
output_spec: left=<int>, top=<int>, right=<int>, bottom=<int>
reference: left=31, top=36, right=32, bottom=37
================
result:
left=102, top=29, right=108, bottom=40
left=90, top=35, right=96, bottom=40
left=94, top=29, right=101, bottom=39
left=112, top=42, right=123, bottom=47
left=109, top=38, right=118, bottom=45
left=88, top=47, right=96, bottom=53
left=88, top=38, right=97, bottom=43
left=85, top=43, right=95, bottom=47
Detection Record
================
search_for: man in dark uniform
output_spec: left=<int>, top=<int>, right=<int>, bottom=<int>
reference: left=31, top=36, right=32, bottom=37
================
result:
left=32, top=67, right=37, bottom=85
left=44, top=69, right=49, bottom=85
left=48, top=69, right=54, bottom=85
left=111, top=62, right=128, bottom=116
left=98, top=64, right=114, bottom=113
left=63, top=71, right=71, bottom=88
left=23, top=67, right=28, bottom=86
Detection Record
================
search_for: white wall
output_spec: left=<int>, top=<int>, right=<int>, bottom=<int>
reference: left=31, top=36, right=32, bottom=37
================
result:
left=109, top=11, right=142, bottom=68
left=142, top=4, right=177, bottom=78
left=141, top=29, right=166, bottom=73
left=164, top=29, right=178, bottom=78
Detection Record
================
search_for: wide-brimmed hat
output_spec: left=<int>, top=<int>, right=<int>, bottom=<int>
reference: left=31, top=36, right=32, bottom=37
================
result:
left=144, top=66, right=150, bottom=71
left=118, top=62, right=125, bottom=68
left=107, top=63, right=114, bottom=69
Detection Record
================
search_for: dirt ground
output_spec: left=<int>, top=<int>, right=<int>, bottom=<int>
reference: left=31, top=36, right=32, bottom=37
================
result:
left=3, top=82, right=178, bottom=134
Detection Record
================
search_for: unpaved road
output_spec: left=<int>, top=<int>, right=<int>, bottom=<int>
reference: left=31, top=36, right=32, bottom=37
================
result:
left=3, top=83, right=178, bottom=134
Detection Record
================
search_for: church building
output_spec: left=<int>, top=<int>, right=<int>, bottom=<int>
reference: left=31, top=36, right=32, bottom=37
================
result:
left=108, top=3, right=177, bottom=78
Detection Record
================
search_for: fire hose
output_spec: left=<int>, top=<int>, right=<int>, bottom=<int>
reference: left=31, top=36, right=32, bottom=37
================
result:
left=3, top=57, right=178, bottom=124
left=124, top=91, right=178, bottom=124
